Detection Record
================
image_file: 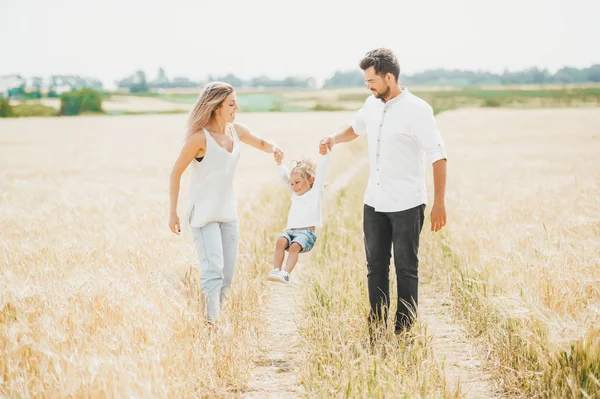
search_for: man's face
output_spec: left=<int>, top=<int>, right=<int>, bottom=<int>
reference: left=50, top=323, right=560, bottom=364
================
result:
left=364, top=66, right=391, bottom=101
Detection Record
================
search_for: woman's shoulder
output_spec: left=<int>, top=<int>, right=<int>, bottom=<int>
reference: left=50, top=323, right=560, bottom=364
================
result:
left=232, top=122, right=250, bottom=136
left=187, top=130, right=207, bottom=146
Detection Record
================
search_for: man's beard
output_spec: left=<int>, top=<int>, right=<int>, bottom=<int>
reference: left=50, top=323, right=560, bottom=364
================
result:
left=372, top=85, right=391, bottom=101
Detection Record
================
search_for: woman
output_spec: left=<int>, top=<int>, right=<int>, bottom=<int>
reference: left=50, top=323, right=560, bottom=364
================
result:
left=169, top=81, right=282, bottom=323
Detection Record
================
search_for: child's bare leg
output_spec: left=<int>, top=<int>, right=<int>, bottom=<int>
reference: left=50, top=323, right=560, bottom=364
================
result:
left=283, top=243, right=302, bottom=274
left=273, top=237, right=288, bottom=270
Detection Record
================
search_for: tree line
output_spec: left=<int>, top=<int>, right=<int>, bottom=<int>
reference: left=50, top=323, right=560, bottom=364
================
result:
left=115, top=65, right=600, bottom=92
left=3, top=64, right=599, bottom=101
left=322, top=65, right=600, bottom=88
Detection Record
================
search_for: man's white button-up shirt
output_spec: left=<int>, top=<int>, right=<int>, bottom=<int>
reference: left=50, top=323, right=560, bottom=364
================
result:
left=351, top=87, right=447, bottom=212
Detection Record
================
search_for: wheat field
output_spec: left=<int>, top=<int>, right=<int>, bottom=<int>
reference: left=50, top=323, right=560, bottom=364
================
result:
left=0, top=112, right=355, bottom=397
left=1, top=108, right=599, bottom=397
left=428, top=108, right=600, bottom=397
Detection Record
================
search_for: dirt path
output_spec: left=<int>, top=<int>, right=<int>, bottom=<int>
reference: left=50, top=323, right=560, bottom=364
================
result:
left=244, top=268, right=306, bottom=398
left=420, top=290, right=499, bottom=398
left=244, top=158, right=368, bottom=398
left=245, top=147, right=499, bottom=398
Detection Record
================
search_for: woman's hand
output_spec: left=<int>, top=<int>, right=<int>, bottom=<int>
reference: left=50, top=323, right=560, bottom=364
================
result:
left=169, top=213, right=181, bottom=235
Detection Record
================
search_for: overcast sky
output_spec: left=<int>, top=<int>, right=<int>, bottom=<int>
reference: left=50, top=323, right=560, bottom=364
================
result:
left=2, top=0, right=599, bottom=87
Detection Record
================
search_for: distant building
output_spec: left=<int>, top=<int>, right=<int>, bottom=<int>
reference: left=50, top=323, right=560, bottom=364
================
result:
left=0, top=74, right=25, bottom=98
left=49, top=75, right=103, bottom=93
left=0, top=74, right=104, bottom=98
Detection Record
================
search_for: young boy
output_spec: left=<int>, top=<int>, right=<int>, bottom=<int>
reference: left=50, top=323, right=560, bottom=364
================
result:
left=267, top=149, right=330, bottom=284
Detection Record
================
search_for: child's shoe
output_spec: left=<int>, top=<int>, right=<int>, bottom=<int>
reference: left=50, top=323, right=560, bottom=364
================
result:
left=277, top=270, right=290, bottom=284
left=267, top=269, right=290, bottom=284
left=267, top=268, right=282, bottom=282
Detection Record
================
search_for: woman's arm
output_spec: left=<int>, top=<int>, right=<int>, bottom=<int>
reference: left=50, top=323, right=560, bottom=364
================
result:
left=168, top=133, right=205, bottom=234
left=234, top=122, right=281, bottom=153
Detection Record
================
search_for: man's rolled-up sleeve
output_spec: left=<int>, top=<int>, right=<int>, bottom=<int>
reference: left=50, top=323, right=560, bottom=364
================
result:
left=414, top=107, right=447, bottom=164
left=350, top=104, right=367, bottom=136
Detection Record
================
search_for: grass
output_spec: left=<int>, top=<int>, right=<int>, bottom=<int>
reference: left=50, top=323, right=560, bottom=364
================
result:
left=0, top=113, right=367, bottom=397
left=0, top=176, right=290, bottom=396
left=418, top=108, right=600, bottom=398
left=2, top=108, right=598, bottom=397
left=338, top=87, right=600, bottom=113
left=430, top=234, right=600, bottom=397
left=311, top=103, right=345, bottom=111
left=295, top=108, right=600, bottom=398
left=11, top=103, right=59, bottom=117
left=9, top=85, right=600, bottom=119
left=297, top=148, right=455, bottom=397
left=160, top=86, right=600, bottom=114
left=105, top=109, right=188, bottom=116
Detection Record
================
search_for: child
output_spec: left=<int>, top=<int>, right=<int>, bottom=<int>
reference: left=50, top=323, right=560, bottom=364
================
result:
left=267, top=149, right=330, bottom=284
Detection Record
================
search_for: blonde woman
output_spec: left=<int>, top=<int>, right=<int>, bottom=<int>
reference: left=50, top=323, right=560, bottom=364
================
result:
left=169, top=82, right=282, bottom=324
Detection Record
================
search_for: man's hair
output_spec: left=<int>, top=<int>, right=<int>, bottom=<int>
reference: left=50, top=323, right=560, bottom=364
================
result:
left=359, top=48, right=400, bottom=81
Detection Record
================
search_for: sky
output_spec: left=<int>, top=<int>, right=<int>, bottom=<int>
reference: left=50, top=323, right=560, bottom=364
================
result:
left=1, top=0, right=599, bottom=88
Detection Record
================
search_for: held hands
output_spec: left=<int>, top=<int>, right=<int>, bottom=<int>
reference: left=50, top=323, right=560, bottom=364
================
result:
left=273, top=146, right=284, bottom=165
left=319, top=136, right=334, bottom=155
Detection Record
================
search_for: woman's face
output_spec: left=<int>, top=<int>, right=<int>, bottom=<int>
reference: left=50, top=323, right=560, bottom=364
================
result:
left=216, top=92, right=239, bottom=123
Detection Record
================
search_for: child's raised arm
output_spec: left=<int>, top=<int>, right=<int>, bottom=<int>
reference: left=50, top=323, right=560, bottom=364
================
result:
left=313, top=152, right=330, bottom=192
left=274, top=150, right=291, bottom=186
left=278, top=163, right=291, bottom=186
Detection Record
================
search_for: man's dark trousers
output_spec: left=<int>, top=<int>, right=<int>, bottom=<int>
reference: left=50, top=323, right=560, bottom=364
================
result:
left=363, top=203, right=425, bottom=333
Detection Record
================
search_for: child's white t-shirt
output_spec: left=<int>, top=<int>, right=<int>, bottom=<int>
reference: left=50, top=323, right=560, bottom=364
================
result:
left=278, top=153, right=330, bottom=230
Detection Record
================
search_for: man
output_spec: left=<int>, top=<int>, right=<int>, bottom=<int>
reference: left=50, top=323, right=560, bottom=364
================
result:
left=319, top=48, right=447, bottom=335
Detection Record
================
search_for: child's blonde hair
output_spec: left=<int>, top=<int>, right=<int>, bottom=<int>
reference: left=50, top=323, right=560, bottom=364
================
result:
left=290, top=158, right=317, bottom=187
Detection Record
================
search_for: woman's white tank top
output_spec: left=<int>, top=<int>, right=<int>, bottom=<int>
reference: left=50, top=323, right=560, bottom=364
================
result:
left=187, top=124, right=241, bottom=227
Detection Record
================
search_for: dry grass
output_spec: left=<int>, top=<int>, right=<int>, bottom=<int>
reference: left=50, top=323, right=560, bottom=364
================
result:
left=423, top=108, right=600, bottom=397
left=24, top=97, right=192, bottom=113
left=1, top=108, right=598, bottom=397
left=162, top=83, right=600, bottom=96
left=295, top=107, right=600, bottom=398
left=298, top=163, right=454, bottom=398
left=0, top=112, right=357, bottom=397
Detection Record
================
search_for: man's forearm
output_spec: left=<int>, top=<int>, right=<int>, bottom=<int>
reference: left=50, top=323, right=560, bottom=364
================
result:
left=331, top=126, right=358, bottom=145
left=432, top=159, right=447, bottom=204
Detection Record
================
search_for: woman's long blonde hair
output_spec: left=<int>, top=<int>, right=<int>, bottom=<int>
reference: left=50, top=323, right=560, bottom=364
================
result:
left=186, top=82, right=234, bottom=138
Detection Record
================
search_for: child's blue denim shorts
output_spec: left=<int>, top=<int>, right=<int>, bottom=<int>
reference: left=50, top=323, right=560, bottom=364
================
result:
left=281, top=228, right=317, bottom=253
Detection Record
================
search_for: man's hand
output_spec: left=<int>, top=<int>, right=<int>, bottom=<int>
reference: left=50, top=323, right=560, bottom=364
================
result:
left=319, top=136, right=334, bottom=155
left=169, top=213, right=181, bottom=235
left=430, top=203, right=446, bottom=232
